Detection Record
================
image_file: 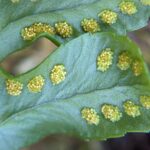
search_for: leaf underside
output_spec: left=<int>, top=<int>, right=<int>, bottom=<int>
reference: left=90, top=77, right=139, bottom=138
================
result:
left=0, top=0, right=150, bottom=61
left=0, top=33, right=150, bottom=150
left=0, top=0, right=150, bottom=150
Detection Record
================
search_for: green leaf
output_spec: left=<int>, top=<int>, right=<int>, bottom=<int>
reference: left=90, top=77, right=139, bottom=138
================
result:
left=0, top=0, right=99, bottom=31
left=0, top=33, right=150, bottom=150
left=0, top=0, right=150, bottom=60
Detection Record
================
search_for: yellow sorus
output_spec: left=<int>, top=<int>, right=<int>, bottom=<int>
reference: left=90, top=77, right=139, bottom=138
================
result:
left=140, top=0, right=150, bottom=5
left=50, top=65, right=67, bottom=85
left=81, top=107, right=100, bottom=125
left=27, top=75, right=45, bottom=93
left=6, top=79, right=23, bottom=96
left=32, top=23, right=55, bottom=34
left=117, top=52, right=132, bottom=70
left=97, top=48, right=114, bottom=72
left=55, top=21, right=73, bottom=38
left=123, top=100, right=141, bottom=117
left=132, top=60, right=143, bottom=76
left=98, top=10, right=118, bottom=25
left=81, top=18, right=100, bottom=33
left=21, top=23, right=55, bottom=40
left=140, top=96, right=150, bottom=109
left=119, top=1, right=137, bottom=15
left=21, top=26, right=36, bottom=40
left=101, top=104, right=122, bottom=122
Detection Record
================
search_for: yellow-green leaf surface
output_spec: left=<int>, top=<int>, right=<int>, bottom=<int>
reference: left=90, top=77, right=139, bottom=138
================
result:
left=0, top=0, right=150, bottom=60
left=0, top=33, right=150, bottom=150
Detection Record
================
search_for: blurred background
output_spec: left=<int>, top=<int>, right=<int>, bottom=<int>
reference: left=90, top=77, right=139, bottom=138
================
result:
left=0, top=23, right=150, bottom=150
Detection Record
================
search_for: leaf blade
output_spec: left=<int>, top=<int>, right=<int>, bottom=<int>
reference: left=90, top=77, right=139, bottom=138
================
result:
left=0, top=33, right=150, bottom=149
left=0, top=0, right=150, bottom=61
